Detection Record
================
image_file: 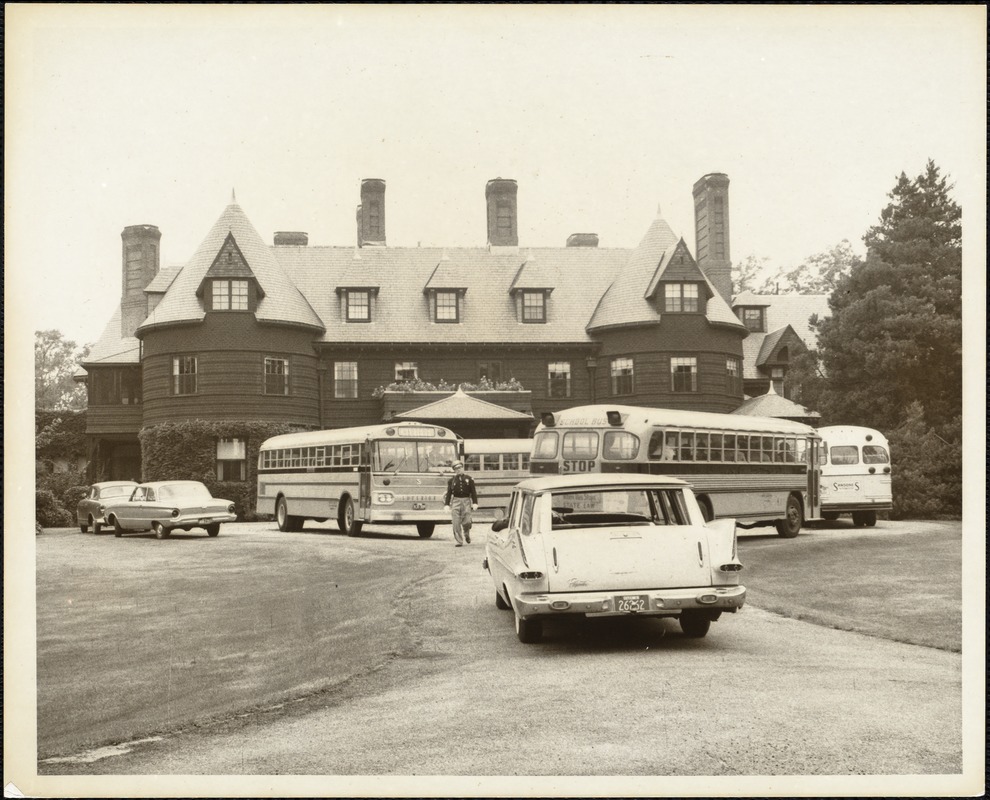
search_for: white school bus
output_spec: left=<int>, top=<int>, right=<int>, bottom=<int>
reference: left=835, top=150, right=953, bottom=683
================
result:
left=817, top=425, right=892, bottom=526
left=256, top=423, right=459, bottom=538
left=530, top=404, right=822, bottom=538
left=460, top=439, right=532, bottom=513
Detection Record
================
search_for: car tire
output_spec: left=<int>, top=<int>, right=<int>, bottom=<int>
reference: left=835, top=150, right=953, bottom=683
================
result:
left=495, top=589, right=510, bottom=610
left=93, top=521, right=103, bottom=535
left=775, top=494, right=803, bottom=538
left=338, top=497, right=363, bottom=537
left=206, top=523, right=220, bottom=537
left=515, top=612, right=543, bottom=644
left=80, top=522, right=88, bottom=533
left=276, top=497, right=303, bottom=533
left=416, top=522, right=435, bottom=539
left=112, top=517, right=123, bottom=538
left=153, top=522, right=169, bottom=540
left=679, top=612, right=711, bottom=638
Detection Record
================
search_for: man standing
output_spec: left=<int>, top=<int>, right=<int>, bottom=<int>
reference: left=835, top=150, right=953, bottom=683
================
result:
left=443, top=460, right=478, bottom=547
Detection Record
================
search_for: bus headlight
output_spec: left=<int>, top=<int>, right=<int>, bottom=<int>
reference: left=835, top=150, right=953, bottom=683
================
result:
left=376, top=492, right=395, bottom=505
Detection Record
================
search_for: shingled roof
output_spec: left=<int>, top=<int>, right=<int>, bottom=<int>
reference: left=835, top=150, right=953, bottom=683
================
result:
left=137, top=202, right=323, bottom=334
left=732, top=385, right=820, bottom=422
left=734, top=293, right=831, bottom=380
left=587, top=213, right=743, bottom=332
left=393, top=388, right=535, bottom=421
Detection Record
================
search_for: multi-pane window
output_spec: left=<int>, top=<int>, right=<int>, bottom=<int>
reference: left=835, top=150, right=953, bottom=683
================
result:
left=264, top=357, right=289, bottom=396
left=435, top=291, right=460, bottom=323
left=522, top=291, right=546, bottom=323
left=91, top=368, right=142, bottom=405
left=610, top=357, right=634, bottom=395
left=664, top=283, right=699, bottom=313
left=212, top=279, right=249, bottom=310
left=671, top=357, right=697, bottom=392
left=346, top=290, right=371, bottom=322
left=547, top=361, right=571, bottom=398
left=726, top=357, right=742, bottom=395
left=395, top=362, right=418, bottom=382
left=172, top=356, right=197, bottom=395
left=216, top=438, right=246, bottom=481
left=334, top=362, right=358, bottom=399
left=741, top=307, right=765, bottom=332
left=478, top=361, right=502, bottom=382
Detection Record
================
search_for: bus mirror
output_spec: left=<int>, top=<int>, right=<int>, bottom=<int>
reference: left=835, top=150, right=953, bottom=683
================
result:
left=540, top=412, right=556, bottom=427
left=606, top=410, right=623, bottom=426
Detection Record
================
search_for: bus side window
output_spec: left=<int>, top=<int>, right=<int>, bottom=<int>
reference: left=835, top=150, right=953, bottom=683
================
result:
left=736, top=435, right=749, bottom=462
left=724, top=434, right=736, bottom=463
left=648, top=431, right=664, bottom=461
left=863, top=445, right=889, bottom=464
left=710, top=433, right=723, bottom=462
left=520, top=454, right=529, bottom=470
left=695, top=433, right=709, bottom=461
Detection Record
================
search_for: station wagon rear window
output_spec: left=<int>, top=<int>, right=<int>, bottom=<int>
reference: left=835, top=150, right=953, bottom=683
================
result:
left=549, top=488, right=689, bottom=528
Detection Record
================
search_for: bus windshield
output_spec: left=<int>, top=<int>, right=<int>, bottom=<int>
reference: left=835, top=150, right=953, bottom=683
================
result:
left=374, top=439, right=458, bottom=473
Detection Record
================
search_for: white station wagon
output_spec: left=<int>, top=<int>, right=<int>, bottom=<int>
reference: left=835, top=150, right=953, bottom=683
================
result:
left=483, top=473, right=746, bottom=643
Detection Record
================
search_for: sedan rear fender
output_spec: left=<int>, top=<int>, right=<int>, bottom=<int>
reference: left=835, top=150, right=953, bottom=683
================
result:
left=705, top=517, right=743, bottom=583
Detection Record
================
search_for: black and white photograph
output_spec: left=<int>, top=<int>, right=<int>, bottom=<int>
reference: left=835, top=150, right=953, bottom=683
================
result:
left=5, top=4, right=985, bottom=797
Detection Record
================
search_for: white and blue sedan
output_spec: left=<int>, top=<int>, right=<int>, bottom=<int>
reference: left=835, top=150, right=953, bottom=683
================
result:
left=104, top=480, right=237, bottom=540
left=483, top=474, right=746, bottom=644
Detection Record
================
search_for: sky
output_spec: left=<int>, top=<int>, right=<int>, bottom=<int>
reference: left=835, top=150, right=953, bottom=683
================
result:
left=5, top=4, right=986, bottom=350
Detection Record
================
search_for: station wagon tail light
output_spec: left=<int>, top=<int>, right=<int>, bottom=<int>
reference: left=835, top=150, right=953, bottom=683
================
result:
left=517, top=571, right=544, bottom=581
left=376, top=492, right=395, bottom=504
left=171, top=508, right=180, bottom=518
left=719, top=563, right=743, bottom=572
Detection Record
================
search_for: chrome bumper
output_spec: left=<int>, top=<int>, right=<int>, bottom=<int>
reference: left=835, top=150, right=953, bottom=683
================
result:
left=512, top=585, right=746, bottom=618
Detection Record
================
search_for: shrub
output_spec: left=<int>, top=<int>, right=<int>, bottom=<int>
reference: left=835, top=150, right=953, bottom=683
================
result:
left=139, top=420, right=295, bottom=521
left=37, top=489, right=73, bottom=528
left=36, top=522, right=44, bottom=536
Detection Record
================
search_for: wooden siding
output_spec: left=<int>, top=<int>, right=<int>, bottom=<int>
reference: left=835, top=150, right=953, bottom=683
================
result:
left=140, top=315, right=320, bottom=427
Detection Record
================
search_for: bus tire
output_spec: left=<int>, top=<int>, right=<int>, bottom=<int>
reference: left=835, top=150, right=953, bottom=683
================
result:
left=852, top=510, right=877, bottom=527
left=775, top=494, right=803, bottom=538
left=697, top=497, right=714, bottom=522
left=416, top=522, right=435, bottom=539
left=338, top=497, right=362, bottom=537
left=276, top=497, right=303, bottom=533
left=822, top=511, right=840, bottom=521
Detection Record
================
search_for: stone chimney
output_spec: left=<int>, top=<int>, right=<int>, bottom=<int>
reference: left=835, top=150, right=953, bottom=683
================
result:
left=566, top=233, right=599, bottom=247
left=274, top=231, right=309, bottom=246
left=692, top=173, right=732, bottom=303
left=120, top=224, right=161, bottom=338
left=357, top=178, right=386, bottom=247
left=486, top=178, right=518, bottom=247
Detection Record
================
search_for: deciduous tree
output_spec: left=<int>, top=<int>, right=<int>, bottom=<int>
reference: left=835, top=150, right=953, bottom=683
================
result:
left=35, top=330, right=89, bottom=411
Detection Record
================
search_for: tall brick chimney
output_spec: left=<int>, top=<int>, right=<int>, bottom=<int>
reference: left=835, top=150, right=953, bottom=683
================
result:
left=486, top=178, right=518, bottom=247
left=693, top=173, right=732, bottom=303
left=356, top=178, right=386, bottom=247
left=120, top=224, right=161, bottom=338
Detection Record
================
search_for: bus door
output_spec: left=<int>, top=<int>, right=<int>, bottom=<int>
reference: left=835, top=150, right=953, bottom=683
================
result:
left=359, top=441, right=372, bottom=517
left=806, top=438, right=822, bottom=518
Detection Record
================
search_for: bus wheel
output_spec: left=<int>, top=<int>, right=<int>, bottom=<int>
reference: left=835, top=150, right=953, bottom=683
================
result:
left=276, top=497, right=302, bottom=532
left=775, top=495, right=803, bottom=538
left=852, top=511, right=877, bottom=527
left=698, top=498, right=714, bottom=522
left=338, top=497, right=362, bottom=537
left=416, top=522, right=435, bottom=539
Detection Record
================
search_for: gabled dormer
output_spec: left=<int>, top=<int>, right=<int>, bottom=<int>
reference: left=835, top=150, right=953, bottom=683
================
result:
left=423, top=254, right=467, bottom=323
left=644, top=238, right=713, bottom=314
left=509, top=252, right=555, bottom=324
left=196, top=232, right=266, bottom=312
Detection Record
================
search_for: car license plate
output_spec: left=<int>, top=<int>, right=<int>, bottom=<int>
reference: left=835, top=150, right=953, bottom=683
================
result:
left=615, top=594, right=649, bottom=613
left=198, top=518, right=211, bottom=525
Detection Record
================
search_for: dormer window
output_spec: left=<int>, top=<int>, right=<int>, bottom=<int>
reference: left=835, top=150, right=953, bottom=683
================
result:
left=664, top=283, right=700, bottom=313
left=426, top=288, right=465, bottom=323
left=336, top=287, right=379, bottom=323
left=522, top=290, right=547, bottom=323
left=740, top=307, right=765, bottom=332
left=212, top=279, right=249, bottom=310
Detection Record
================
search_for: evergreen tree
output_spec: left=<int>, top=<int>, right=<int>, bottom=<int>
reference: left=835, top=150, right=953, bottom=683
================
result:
left=813, top=160, right=961, bottom=429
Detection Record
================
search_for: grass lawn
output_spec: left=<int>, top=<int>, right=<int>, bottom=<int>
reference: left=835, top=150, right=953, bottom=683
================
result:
left=738, top=521, right=961, bottom=652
